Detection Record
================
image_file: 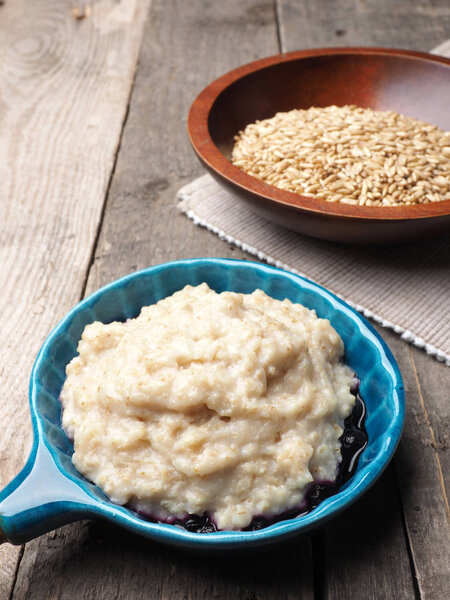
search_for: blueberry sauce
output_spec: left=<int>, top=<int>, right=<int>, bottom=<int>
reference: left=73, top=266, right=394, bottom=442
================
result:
left=135, top=389, right=368, bottom=533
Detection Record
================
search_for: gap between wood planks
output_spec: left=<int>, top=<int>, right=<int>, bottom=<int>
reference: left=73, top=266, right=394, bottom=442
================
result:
left=274, top=0, right=285, bottom=54
left=392, top=460, right=422, bottom=600
left=7, top=547, right=24, bottom=600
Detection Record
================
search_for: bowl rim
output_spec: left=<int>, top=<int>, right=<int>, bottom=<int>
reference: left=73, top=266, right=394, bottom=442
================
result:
left=188, top=46, right=450, bottom=222
left=26, top=258, right=405, bottom=548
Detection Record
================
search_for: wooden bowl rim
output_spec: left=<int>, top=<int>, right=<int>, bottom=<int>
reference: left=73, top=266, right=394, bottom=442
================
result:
left=188, top=47, right=450, bottom=222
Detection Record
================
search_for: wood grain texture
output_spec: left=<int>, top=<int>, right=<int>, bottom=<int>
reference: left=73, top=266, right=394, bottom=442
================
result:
left=14, top=521, right=315, bottom=600
left=397, top=345, right=450, bottom=600
left=0, top=0, right=150, bottom=597
left=410, top=348, right=450, bottom=500
left=12, top=1, right=316, bottom=599
left=277, top=0, right=450, bottom=52
left=324, top=467, right=416, bottom=599
left=85, top=0, right=280, bottom=292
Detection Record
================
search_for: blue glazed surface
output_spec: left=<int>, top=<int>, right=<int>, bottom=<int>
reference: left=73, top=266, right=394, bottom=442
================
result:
left=0, top=259, right=404, bottom=549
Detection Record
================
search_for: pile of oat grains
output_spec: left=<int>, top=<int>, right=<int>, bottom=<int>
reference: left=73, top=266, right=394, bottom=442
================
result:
left=231, top=105, right=450, bottom=207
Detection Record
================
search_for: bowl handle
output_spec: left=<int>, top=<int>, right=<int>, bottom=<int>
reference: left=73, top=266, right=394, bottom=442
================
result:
left=0, top=440, right=98, bottom=545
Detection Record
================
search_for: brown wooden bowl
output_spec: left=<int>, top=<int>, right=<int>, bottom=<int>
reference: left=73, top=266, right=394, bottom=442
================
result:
left=188, top=47, right=450, bottom=244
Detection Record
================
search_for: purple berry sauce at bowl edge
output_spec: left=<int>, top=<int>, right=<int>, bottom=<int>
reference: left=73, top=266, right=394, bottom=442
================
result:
left=131, top=386, right=368, bottom=534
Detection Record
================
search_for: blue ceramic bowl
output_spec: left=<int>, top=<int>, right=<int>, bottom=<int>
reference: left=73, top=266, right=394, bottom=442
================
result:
left=0, top=259, right=404, bottom=549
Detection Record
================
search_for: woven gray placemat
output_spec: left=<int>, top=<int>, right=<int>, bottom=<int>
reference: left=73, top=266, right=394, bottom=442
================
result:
left=178, top=43, right=450, bottom=366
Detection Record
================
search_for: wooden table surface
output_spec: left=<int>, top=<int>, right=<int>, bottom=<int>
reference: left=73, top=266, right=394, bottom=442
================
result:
left=0, top=1, right=449, bottom=598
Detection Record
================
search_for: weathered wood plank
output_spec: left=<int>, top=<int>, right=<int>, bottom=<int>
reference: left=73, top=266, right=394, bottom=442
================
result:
left=85, top=0, right=281, bottom=292
left=324, top=466, right=416, bottom=599
left=278, top=1, right=450, bottom=599
left=395, top=344, right=450, bottom=600
left=277, top=0, right=450, bottom=52
left=12, top=1, right=316, bottom=599
left=0, top=0, right=150, bottom=597
left=409, top=347, right=449, bottom=500
left=14, top=520, right=315, bottom=600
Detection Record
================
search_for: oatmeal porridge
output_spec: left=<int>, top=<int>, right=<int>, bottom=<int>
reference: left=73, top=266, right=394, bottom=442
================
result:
left=60, top=283, right=356, bottom=530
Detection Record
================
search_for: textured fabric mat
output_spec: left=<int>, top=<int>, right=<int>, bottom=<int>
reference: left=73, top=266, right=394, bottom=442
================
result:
left=178, top=44, right=450, bottom=366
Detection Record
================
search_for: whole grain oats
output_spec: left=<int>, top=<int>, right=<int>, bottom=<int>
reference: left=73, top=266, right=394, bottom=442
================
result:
left=231, top=105, right=450, bottom=207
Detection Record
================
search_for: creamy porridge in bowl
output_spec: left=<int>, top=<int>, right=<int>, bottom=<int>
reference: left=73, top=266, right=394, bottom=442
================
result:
left=0, top=259, right=403, bottom=548
left=60, top=283, right=365, bottom=532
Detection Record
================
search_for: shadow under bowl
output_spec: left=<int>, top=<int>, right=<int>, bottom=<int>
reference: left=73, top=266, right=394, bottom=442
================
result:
left=188, top=47, right=450, bottom=244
